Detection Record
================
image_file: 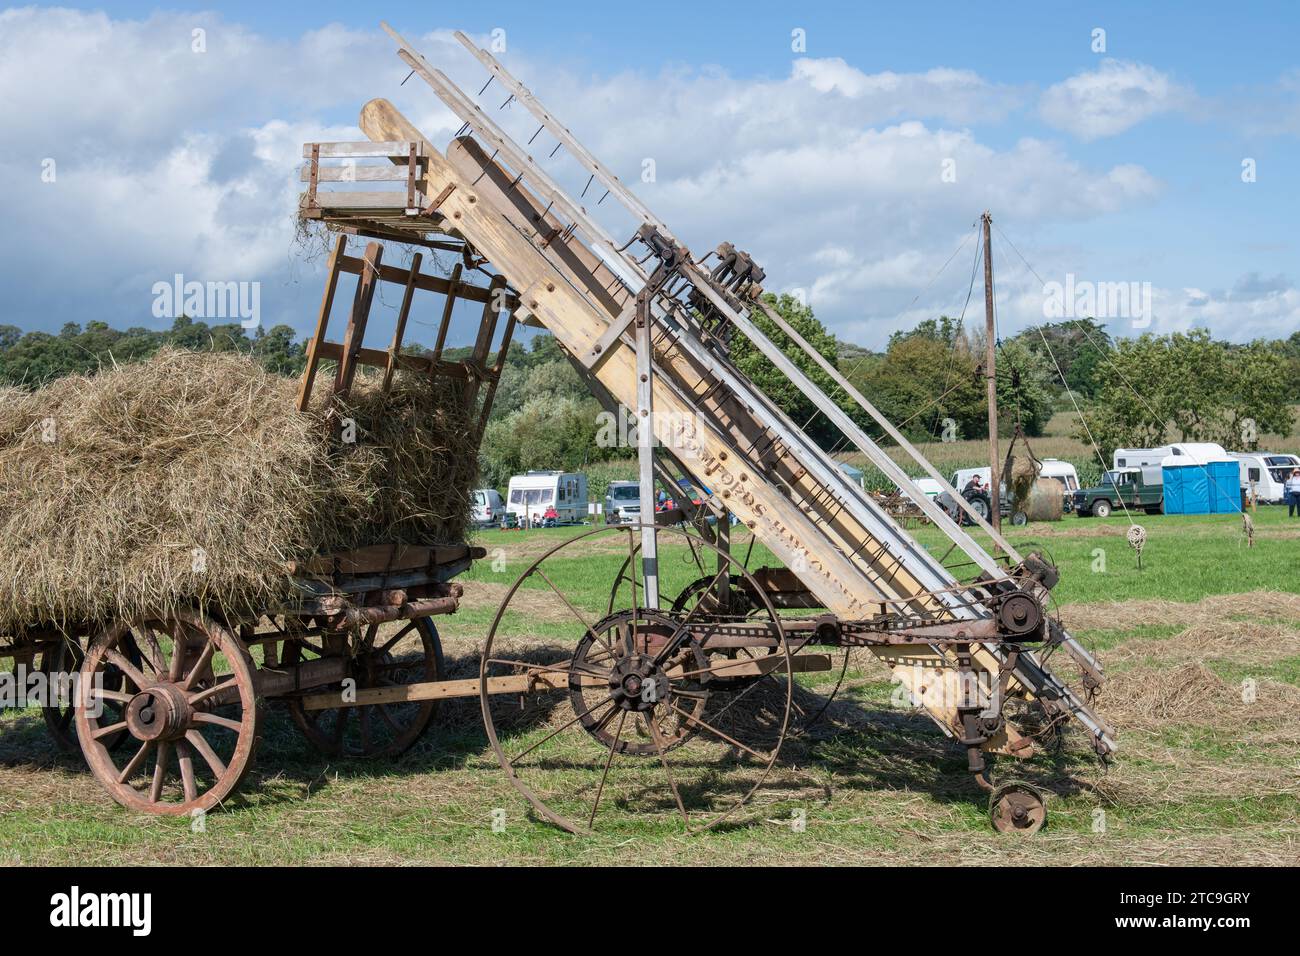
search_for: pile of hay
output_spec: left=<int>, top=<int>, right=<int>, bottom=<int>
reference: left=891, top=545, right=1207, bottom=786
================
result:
left=0, top=349, right=474, bottom=634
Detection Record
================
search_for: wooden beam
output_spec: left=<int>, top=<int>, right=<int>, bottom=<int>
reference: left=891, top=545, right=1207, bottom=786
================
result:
left=464, top=274, right=507, bottom=408
left=309, top=191, right=423, bottom=209
left=332, top=241, right=383, bottom=400
left=299, top=653, right=833, bottom=710
left=301, top=165, right=426, bottom=183
left=384, top=252, right=423, bottom=393
left=296, top=233, right=347, bottom=411
left=302, top=141, right=423, bottom=158
left=335, top=253, right=505, bottom=305
left=313, top=341, right=481, bottom=381
left=430, top=261, right=462, bottom=367
left=476, top=313, right=516, bottom=440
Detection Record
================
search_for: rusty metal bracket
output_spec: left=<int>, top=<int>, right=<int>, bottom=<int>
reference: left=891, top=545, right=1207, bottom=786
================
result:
left=307, top=143, right=320, bottom=208
left=420, top=183, right=457, bottom=217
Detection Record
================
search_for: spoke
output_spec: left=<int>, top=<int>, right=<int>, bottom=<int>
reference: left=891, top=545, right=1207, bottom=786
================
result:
left=647, top=716, right=690, bottom=826
left=104, top=648, right=150, bottom=690
left=96, top=689, right=134, bottom=704
left=509, top=696, right=614, bottom=766
left=181, top=638, right=217, bottom=691
left=91, top=720, right=128, bottom=741
left=149, top=741, right=172, bottom=802
left=375, top=622, right=415, bottom=657
left=486, top=657, right=601, bottom=680
left=136, top=630, right=167, bottom=675
left=185, top=729, right=227, bottom=778
left=669, top=685, right=710, bottom=701
left=333, top=705, right=351, bottom=750
left=168, top=620, right=191, bottom=682
left=188, top=676, right=238, bottom=707
left=587, top=710, right=627, bottom=829
left=534, top=566, right=606, bottom=650
left=670, top=703, right=768, bottom=761
left=192, top=712, right=242, bottom=733
left=359, top=707, right=373, bottom=752
left=376, top=703, right=403, bottom=734
left=116, top=740, right=154, bottom=784
left=176, top=740, right=198, bottom=802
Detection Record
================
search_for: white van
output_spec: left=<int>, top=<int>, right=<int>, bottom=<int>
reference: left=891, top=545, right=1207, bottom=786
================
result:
left=1231, top=452, right=1300, bottom=504
left=471, top=488, right=505, bottom=527
left=506, top=470, right=589, bottom=526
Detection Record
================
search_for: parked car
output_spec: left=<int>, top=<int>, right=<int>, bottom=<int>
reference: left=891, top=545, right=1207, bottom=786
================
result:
left=471, top=488, right=505, bottom=528
left=1073, top=468, right=1163, bottom=517
left=604, top=480, right=642, bottom=524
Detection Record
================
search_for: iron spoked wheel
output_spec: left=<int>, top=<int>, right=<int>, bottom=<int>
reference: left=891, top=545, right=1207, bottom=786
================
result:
left=481, top=524, right=791, bottom=834
left=41, top=634, right=141, bottom=754
left=284, top=618, right=443, bottom=759
left=74, top=613, right=259, bottom=816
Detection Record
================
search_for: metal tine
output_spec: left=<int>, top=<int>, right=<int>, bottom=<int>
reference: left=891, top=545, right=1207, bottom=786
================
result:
left=381, top=23, right=647, bottom=290
left=449, top=27, right=675, bottom=242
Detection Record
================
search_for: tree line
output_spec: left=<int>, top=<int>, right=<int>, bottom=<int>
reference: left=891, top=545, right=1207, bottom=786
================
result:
left=3, top=304, right=1297, bottom=483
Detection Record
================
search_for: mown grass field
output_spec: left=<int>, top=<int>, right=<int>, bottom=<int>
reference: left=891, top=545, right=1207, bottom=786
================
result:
left=2, top=507, right=1298, bottom=865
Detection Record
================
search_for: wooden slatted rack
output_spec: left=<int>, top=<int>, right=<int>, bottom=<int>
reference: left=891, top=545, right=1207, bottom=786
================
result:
left=295, top=232, right=519, bottom=445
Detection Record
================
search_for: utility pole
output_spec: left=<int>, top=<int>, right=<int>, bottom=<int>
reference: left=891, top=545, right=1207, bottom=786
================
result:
left=982, top=211, right=1001, bottom=537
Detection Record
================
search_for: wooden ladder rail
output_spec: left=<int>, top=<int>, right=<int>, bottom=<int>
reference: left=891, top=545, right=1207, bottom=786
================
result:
left=382, top=252, right=424, bottom=393
left=297, top=234, right=348, bottom=412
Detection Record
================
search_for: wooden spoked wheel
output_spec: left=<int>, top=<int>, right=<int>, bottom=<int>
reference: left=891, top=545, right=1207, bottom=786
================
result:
left=41, top=634, right=140, bottom=753
left=284, top=618, right=443, bottom=758
left=481, top=524, right=791, bottom=834
left=74, top=613, right=259, bottom=816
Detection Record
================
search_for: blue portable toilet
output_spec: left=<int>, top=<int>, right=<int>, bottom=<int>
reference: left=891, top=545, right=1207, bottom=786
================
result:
left=1161, top=445, right=1241, bottom=514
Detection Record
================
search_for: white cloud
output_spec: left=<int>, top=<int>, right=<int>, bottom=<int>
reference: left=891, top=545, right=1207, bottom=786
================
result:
left=1039, top=59, right=1190, bottom=140
left=0, top=10, right=1196, bottom=352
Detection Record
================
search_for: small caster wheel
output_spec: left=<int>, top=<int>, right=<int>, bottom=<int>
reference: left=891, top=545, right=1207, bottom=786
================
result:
left=989, top=781, right=1046, bottom=834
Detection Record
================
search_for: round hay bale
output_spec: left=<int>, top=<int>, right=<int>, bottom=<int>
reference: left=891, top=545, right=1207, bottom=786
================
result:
left=1023, top=477, right=1064, bottom=522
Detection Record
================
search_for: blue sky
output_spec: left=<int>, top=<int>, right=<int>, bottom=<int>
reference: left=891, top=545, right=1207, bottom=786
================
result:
left=2, top=1, right=1297, bottom=350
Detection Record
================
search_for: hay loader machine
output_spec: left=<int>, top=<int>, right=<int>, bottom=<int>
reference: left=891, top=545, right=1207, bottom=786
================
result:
left=4, top=22, right=1114, bottom=833
left=284, top=22, right=1115, bottom=834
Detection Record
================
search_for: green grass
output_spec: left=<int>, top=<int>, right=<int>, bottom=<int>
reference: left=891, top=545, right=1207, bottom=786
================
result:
left=2, top=508, right=1298, bottom=865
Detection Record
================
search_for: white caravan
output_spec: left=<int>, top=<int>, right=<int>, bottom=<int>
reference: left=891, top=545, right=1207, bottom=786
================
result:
left=1115, top=442, right=1235, bottom=472
left=506, top=471, right=589, bottom=526
left=1230, top=452, right=1300, bottom=504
